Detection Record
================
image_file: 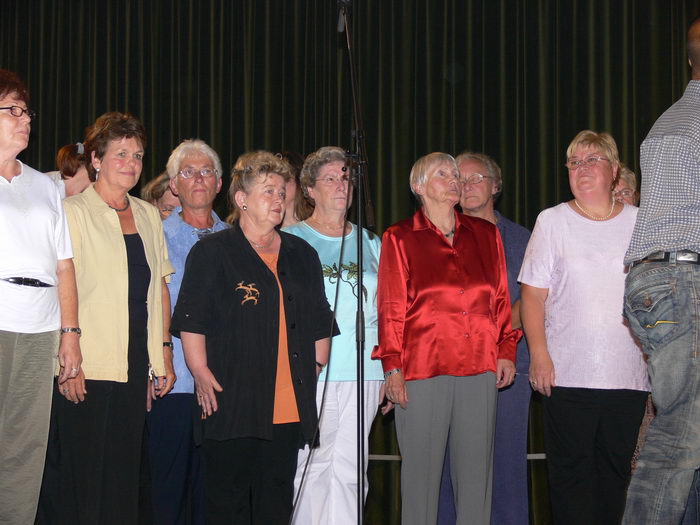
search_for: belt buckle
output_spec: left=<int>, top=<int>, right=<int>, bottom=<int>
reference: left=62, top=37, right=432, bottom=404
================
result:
left=677, top=251, right=700, bottom=263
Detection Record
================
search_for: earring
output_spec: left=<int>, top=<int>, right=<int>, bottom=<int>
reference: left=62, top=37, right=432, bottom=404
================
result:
left=95, top=167, right=100, bottom=180
left=242, top=204, right=248, bottom=211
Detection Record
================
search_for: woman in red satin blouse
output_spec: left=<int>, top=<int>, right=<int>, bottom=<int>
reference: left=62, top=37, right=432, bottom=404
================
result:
left=372, top=152, right=519, bottom=525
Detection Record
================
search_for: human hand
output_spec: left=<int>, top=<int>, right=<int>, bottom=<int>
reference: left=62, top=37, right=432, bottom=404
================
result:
left=384, top=371, right=408, bottom=409
left=496, top=359, right=516, bottom=388
left=59, top=368, right=87, bottom=403
left=57, top=332, right=82, bottom=384
left=529, top=352, right=556, bottom=397
left=193, top=366, right=223, bottom=417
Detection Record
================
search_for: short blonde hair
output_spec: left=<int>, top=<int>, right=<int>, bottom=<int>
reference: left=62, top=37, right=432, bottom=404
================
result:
left=566, top=130, right=620, bottom=168
left=226, top=150, right=292, bottom=223
left=618, top=163, right=638, bottom=192
left=300, top=147, right=347, bottom=203
left=409, top=152, right=457, bottom=202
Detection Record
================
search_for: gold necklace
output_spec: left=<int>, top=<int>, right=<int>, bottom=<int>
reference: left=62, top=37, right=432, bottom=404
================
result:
left=574, top=199, right=615, bottom=221
left=308, top=216, right=346, bottom=232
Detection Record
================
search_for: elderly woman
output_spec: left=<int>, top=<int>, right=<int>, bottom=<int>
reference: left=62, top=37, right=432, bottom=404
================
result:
left=520, top=130, right=649, bottom=525
left=37, top=112, right=175, bottom=525
left=613, top=163, right=640, bottom=206
left=284, top=147, right=383, bottom=524
left=171, top=151, right=336, bottom=525
left=372, top=152, right=519, bottom=525
left=45, top=143, right=92, bottom=198
left=142, top=171, right=181, bottom=220
left=0, top=69, right=80, bottom=525
left=146, top=139, right=228, bottom=524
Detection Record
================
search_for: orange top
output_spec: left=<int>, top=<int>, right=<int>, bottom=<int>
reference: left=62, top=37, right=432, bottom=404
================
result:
left=259, top=252, right=300, bottom=424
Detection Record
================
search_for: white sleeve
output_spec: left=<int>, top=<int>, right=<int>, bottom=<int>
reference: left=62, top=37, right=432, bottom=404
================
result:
left=518, top=209, right=555, bottom=289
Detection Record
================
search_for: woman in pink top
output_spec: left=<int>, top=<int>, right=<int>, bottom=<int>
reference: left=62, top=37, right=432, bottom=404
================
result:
left=519, top=130, right=649, bottom=525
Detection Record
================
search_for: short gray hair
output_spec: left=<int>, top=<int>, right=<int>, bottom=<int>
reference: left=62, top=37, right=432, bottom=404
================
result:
left=409, top=152, right=457, bottom=201
left=455, top=151, right=503, bottom=199
left=300, top=146, right=347, bottom=202
left=166, top=139, right=223, bottom=180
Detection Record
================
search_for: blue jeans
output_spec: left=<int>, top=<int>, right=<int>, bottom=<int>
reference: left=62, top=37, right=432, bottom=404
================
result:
left=622, top=261, right=700, bottom=525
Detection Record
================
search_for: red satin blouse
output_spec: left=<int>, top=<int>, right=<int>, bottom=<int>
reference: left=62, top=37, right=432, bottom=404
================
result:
left=372, top=209, right=520, bottom=381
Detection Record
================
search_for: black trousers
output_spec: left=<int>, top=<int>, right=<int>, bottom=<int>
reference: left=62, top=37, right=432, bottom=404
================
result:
left=203, top=423, right=301, bottom=525
left=36, top=318, right=149, bottom=525
left=542, top=386, right=648, bottom=525
left=146, top=393, right=204, bottom=525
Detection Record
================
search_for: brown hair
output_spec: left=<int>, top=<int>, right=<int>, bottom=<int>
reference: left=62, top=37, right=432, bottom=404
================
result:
left=141, top=172, right=171, bottom=204
left=83, top=112, right=147, bottom=179
left=226, top=150, right=292, bottom=224
left=56, top=143, right=88, bottom=181
left=278, top=150, right=313, bottom=221
left=0, top=69, right=29, bottom=104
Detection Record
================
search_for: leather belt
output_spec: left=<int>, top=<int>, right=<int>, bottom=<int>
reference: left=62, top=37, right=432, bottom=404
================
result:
left=1, top=277, right=54, bottom=287
left=632, top=250, right=700, bottom=267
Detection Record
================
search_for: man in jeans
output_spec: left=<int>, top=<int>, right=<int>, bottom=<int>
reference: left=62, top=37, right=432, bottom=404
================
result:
left=622, top=17, right=700, bottom=525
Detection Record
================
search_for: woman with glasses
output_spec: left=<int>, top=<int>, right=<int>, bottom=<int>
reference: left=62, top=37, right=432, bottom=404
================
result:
left=614, top=164, right=640, bottom=206
left=373, top=152, right=519, bottom=525
left=519, top=130, right=649, bottom=525
left=0, top=69, right=81, bottom=525
left=146, top=139, right=228, bottom=524
left=284, top=147, right=384, bottom=525
left=171, top=151, right=336, bottom=525
left=142, top=171, right=181, bottom=220
left=37, top=112, right=175, bottom=525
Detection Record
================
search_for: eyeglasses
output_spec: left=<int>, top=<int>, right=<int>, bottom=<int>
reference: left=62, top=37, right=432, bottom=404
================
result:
left=614, top=189, right=635, bottom=199
left=316, top=174, right=352, bottom=186
left=0, top=105, right=36, bottom=120
left=462, top=173, right=494, bottom=185
left=178, top=168, right=218, bottom=179
left=565, top=156, right=610, bottom=170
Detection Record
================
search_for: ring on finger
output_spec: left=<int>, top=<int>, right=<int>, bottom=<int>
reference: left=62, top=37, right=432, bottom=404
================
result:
left=63, top=387, right=69, bottom=394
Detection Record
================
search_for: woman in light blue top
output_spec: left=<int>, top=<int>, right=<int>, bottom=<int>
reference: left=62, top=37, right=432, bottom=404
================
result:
left=284, top=146, right=383, bottom=525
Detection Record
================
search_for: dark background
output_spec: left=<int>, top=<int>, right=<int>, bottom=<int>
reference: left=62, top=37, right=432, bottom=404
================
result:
left=3, top=1, right=699, bottom=523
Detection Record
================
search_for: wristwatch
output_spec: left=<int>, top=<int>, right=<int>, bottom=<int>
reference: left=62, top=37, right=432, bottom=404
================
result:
left=60, top=327, right=82, bottom=336
left=384, top=368, right=402, bottom=379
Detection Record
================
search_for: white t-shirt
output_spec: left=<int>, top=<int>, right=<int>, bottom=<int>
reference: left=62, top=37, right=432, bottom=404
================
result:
left=518, top=202, right=649, bottom=391
left=0, top=161, right=73, bottom=333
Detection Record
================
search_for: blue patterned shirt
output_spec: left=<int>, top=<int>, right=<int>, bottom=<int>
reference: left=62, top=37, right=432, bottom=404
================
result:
left=164, top=207, right=229, bottom=394
left=625, top=81, right=700, bottom=263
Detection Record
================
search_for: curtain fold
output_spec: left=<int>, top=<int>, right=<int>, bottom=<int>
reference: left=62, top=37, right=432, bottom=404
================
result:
left=3, top=2, right=700, bottom=523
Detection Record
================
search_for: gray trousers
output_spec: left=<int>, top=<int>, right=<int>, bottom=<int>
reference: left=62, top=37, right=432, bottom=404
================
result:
left=0, top=329, right=58, bottom=525
left=395, top=373, right=497, bottom=525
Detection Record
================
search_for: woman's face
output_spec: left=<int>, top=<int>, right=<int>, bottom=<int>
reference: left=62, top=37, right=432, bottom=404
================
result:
left=417, top=161, right=461, bottom=206
left=92, top=136, right=144, bottom=193
left=613, top=177, right=638, bottom=206
left=0, top=93, right=31, bottom=157
left=285, top=177, right=298, bottom=207
left=156, top=187, right=181, bottom=220
left=306, top=160, right=352, bottom=213
left=567, top=145, right=617, bottom=199
left=237, top=173, right=287, bottom=229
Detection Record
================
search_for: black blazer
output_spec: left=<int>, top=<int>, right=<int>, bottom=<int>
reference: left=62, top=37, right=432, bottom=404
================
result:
left=171, top=224, right=338, bottom=444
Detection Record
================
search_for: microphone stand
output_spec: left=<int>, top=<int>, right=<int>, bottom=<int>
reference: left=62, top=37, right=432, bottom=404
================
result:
left=338, top=2, right=375, bottom=524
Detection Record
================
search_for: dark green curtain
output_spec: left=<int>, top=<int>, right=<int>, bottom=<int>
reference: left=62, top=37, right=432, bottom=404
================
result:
left=3, top=1, right=700, bottom=523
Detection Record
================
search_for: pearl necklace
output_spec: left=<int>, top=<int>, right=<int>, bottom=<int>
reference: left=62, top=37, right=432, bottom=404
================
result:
left=574, top=199, right=615, bottom=221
